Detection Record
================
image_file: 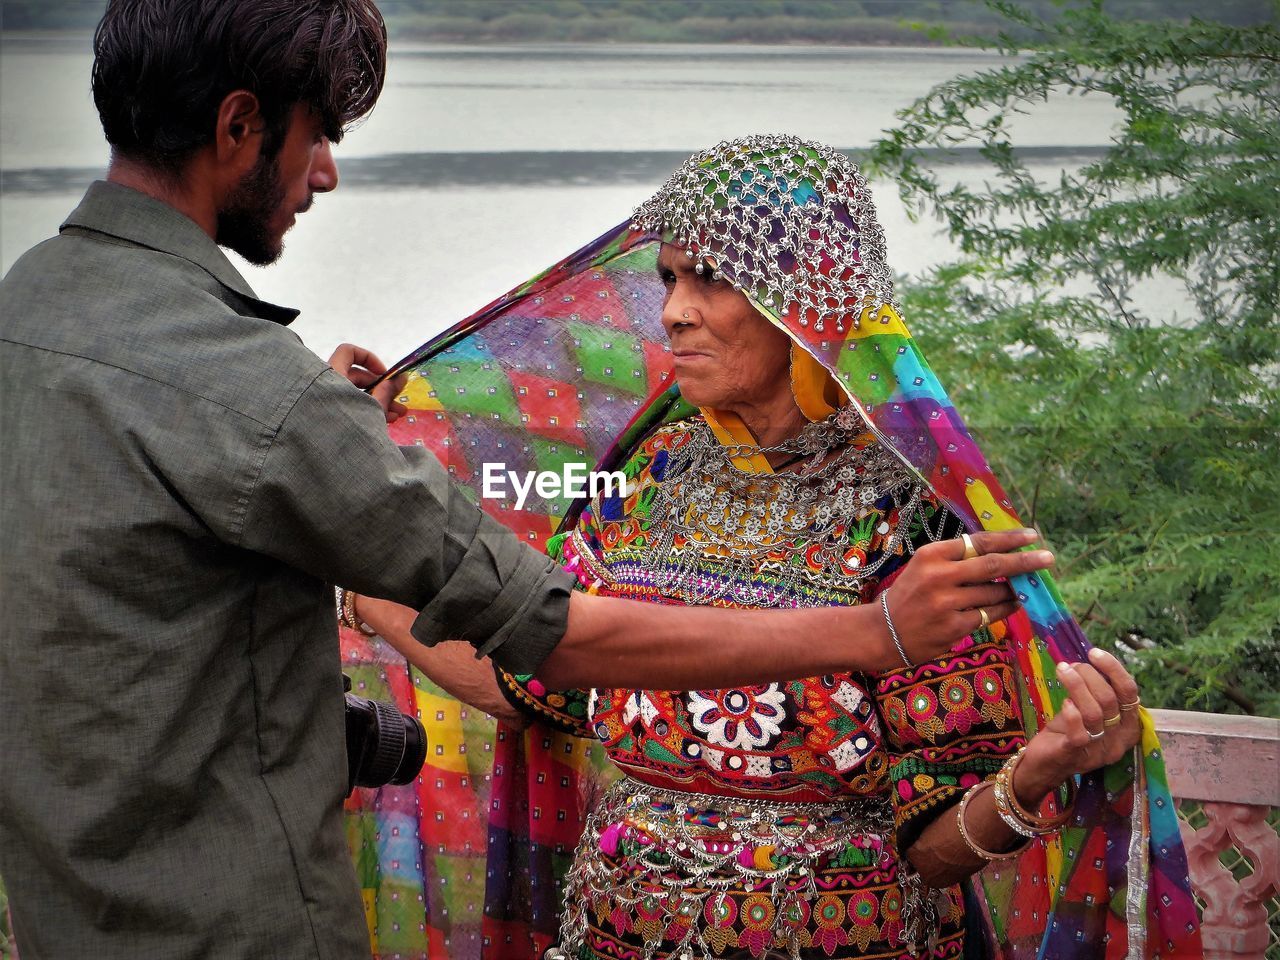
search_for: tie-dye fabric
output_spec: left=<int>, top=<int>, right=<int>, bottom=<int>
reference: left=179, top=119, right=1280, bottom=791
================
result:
left=342, top=136, right=1201, bottom=959
left=338, top=223, right=671, bottom=960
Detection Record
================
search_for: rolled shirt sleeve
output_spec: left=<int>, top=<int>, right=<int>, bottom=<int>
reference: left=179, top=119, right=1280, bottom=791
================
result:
left=237, top=367, right=573, bottom=675
left=408, top=515, right=573, bottom=674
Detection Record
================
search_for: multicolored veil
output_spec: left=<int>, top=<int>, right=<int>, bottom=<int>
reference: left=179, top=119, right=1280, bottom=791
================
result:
left=341, top=136, right=1202, bottom=959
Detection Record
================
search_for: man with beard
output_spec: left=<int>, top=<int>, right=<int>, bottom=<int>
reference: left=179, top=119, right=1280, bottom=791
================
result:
left=0, top=6, right=401, bottom=956
left=0, top=2, right=1052, bottom=958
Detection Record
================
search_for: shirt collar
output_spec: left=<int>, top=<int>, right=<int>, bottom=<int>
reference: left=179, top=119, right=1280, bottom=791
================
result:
left=61, top=180, right=301, bottom=326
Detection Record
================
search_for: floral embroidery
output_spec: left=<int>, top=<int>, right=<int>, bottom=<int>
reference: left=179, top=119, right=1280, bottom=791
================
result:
left=703, top=896, right=738, bottom=954
left=880, top=886, right=905, bottom=947
left=939, top=674, right=982, bottom=734
left=738, top=894, right=777, bottom=957
left=848, top=889, right=880, bottom=952
left=905, top=685, right=946, bottom=742
left=632, top=892, right=665, bottom=945
left=778, top=896, right=811, bottom=937
left=687, top=685, right=787, bottom=751
left=975, top=665, right=1014, bottom=727
left=663, top=894, right=698, bottom=943
left=811, top=894, right=850, bottom=956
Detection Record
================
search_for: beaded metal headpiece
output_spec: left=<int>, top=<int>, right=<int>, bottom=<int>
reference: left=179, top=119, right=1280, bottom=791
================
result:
left=630, top=133, right=897, bottom=336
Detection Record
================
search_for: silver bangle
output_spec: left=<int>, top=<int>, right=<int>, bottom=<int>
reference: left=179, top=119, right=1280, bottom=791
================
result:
left=880, top=588, right=913, bottom=669
left=992, top=778, right=1039, bottom=838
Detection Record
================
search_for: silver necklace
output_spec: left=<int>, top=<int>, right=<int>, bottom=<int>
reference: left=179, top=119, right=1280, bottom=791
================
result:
left=640, top=408, right=925, bottom=606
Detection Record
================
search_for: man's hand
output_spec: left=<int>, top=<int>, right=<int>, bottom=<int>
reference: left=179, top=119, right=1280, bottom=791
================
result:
left=328, top=343, right=408, bottom=423
left=881, top=529, right=1055, bottom=666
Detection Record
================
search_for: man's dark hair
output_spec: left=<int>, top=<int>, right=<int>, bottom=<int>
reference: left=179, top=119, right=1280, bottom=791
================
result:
left=92, top=0, right=387, bottom=173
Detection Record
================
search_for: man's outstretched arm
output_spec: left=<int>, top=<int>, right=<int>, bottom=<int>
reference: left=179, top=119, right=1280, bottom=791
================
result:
left=359, top=530, right=1052, bottom=691
left=305, top=351, right=1051, bottom=690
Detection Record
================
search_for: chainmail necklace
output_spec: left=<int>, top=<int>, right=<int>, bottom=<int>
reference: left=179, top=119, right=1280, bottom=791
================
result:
left=639, top=407, right=929, bottom=606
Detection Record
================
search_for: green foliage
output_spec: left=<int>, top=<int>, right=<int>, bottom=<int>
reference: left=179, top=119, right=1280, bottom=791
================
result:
left=870, top=1, right=1280, bottom=715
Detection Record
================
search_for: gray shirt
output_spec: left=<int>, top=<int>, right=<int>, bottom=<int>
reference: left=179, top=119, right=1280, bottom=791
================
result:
left=0, top=181, right=573, bottom=959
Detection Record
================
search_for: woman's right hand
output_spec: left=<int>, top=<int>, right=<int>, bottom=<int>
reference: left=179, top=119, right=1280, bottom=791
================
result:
left=882, top=528, right=1054, bottom=665
left=352, top=594, right=530, bottom=727
left=353, top=594, right=417, bottom=645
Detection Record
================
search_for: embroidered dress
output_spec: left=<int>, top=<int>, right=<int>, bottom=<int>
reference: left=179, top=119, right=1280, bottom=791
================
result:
left=498, top=416, right=1024, bottom=960
left=340, top=135, right=1201, bottom=960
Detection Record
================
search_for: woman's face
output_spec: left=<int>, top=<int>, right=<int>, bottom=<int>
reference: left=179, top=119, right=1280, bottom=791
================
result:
left=657, top=243, right=795, bottom=413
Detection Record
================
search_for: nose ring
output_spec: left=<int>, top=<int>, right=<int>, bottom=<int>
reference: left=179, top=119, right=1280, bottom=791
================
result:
left=682, top=311, right=690, bottom=319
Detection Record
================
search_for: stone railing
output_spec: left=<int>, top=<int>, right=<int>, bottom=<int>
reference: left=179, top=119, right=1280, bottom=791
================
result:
left=1152, top=709, right=1280, bottom=960
left=2, top=710, right=1276, bottom=960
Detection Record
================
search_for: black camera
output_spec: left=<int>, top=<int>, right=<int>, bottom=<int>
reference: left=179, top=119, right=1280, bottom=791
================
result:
left=343, top=675, right=427, bottom=796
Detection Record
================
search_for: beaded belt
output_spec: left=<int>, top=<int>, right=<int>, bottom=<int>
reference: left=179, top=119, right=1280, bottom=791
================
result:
left=547, top=776, right=937, bottom=960
left=596, top=777, right=894, bottom=879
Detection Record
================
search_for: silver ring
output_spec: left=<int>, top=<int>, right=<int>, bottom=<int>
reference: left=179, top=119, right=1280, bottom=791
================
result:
left=1087, top=727, right=1106, bottom=741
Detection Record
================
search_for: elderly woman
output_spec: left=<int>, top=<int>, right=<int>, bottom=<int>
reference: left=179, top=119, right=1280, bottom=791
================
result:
left=352, top=136, right=1195, bottom=959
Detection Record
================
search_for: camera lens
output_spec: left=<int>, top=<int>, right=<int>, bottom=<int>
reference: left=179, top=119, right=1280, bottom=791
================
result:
left=344, top=686, right=428, bottom=794
left=364, top=698, right=426, bottom=787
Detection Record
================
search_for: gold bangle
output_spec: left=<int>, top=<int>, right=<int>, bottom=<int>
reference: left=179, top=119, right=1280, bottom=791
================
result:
left=999, top=746, right=1075, bottom=833
left=956, top=780, right=1031, bottom=861
left=995, top=750, right=1063, bottom=837
left=338, top=588, right=377, bottom=637
left=337, top=588, right=358, bottom=629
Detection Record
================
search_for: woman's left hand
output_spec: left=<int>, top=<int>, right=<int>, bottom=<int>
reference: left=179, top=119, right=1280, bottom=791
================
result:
left=1015, top=648, right=1143, bottom=799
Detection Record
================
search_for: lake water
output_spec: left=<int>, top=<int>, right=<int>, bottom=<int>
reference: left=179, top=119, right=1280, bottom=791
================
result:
left=1, top=37, right=1124, bottom=364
